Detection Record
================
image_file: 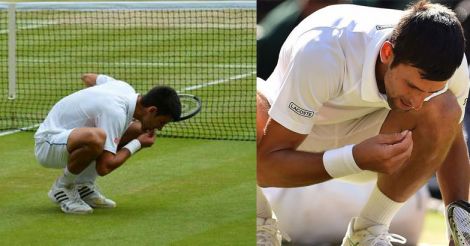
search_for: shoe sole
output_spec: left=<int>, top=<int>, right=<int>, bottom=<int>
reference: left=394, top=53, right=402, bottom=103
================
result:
left=87, top=203, right=116, bottom=208
left=61, top=208, right=93, bottom=215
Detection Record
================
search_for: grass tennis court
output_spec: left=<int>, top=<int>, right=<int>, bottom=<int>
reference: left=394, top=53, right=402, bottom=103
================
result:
left=0, top=132, right=255, bottom=245
left=0, top=4, right=256, bottom=140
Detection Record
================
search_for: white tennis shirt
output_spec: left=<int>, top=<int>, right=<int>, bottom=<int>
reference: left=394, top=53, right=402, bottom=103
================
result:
left=34, top=75, right=138, bottom=154
left=258, top=4, right=469, bottom=135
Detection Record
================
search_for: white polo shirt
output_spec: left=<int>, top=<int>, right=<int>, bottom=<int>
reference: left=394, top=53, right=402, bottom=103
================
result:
left=259, top=4, right=469, bottom=135
left=34, top=75, right=138, bottom=154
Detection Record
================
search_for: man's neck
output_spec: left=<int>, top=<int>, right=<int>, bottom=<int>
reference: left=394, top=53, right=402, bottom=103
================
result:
left=133, top=96, right=143, bottom=121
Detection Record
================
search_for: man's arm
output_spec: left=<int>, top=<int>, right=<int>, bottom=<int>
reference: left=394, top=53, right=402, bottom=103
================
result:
left=437, top=125, right=470, bottom=205
left=95, top=149, right=132, bottom=176
left=95, top=131, right=155, bottom=176
left=257, top=118, right=413, bottom=187
left=257, top=118, right=328, bottom=187
left=81, top=73, right=98, bottom=87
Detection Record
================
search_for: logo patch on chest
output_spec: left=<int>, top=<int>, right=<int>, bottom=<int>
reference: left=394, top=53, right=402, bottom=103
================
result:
left=289, top=102, right=314, bottom=118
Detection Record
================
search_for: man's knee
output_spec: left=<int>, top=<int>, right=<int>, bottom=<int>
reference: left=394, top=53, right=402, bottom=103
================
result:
left=88, top=129, right=106, bottom=154
left=382, top=91, right=460, bottom=162
left=417, top=91, right=461, bottom=143
left=69, top=128, right=106, bottom=154
left=257, top=91, right=270, bottom=146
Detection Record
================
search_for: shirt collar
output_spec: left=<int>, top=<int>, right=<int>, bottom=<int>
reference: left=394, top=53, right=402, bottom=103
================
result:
left=127, top=93, right=138, bottom=123
left=361, top=28, right=392, bottom=107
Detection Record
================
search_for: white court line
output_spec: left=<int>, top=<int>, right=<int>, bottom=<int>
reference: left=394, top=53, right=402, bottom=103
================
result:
left=0, top=123, right=39, bottom=137
left=0, top=21, right=60, bottom=34
left=180, top=71, right=255, bottom=92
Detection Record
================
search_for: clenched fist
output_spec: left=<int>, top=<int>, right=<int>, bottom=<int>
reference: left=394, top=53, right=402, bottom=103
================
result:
left=137, top=130, right=157, bottom=148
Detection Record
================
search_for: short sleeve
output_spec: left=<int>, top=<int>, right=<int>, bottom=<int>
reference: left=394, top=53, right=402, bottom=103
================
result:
left=268, top=30, right=343, bottom=134
left=95, top=110, right=127, bottom=154
left=448, top=56, right=470, bottom=123
left=96, top=74, right=117, bottom=85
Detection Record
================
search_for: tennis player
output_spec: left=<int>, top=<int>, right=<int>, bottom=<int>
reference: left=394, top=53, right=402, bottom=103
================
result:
left=34, top=73, right=181, bottom=214
left=257, top=1, right=469, bottom=245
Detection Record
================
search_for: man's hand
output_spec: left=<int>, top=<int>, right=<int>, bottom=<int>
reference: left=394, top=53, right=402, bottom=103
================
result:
left=353, top=130, right=413, bottom=174
left=137, top=131, right=156, bottom=147
left=81, top=73, right=98, bottom=87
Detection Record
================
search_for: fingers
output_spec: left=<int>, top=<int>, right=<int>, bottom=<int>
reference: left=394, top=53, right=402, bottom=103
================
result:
left=379, top=131, right=413, bottom=174
left=388, top=139, right=413, bottom=170
left=355, top=130, right=414, bottom=174
left=377, top=130, right=409, bottom=144
left=386, top=130, right=413, bottom=157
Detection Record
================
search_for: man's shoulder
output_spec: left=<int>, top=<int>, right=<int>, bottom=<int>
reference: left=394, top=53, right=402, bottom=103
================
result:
left=302, top=4, right=402, bottom=32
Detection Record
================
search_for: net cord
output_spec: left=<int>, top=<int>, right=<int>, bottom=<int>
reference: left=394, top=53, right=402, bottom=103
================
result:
left=0, top=1, right=255, bottom=11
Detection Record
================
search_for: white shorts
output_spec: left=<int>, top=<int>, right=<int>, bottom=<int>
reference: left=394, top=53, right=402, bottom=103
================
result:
left=297, top=108, right=390, bottom=183
left=34, top=129, right=73, bottom=169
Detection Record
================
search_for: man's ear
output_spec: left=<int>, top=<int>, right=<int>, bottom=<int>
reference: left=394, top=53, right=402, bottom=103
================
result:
left=148, top=106, right=158, bottom=115
left=380, top=41, right=394, bottom=65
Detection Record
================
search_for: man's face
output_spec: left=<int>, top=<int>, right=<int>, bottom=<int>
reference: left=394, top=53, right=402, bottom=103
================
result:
left=383, top=63, right=447, bottom=111
left=141, top=107, right=173, bottom=131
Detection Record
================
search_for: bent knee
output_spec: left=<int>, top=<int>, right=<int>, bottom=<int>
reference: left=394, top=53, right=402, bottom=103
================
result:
left=422, top=91, right=461, bottom=125
left=82, top=128, right=106, bottom=153
left=415, top=91, right=461, bottom=143
left=257, top=92, right=271, bottom=146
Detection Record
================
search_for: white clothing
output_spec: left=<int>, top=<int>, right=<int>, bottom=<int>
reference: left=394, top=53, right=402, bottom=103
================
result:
left=35, top=128, right=73, bottom=169
left=259, top=4, right=469, bottom=135
left=262, top=182, right=429, bottom=245
left=34, top=74, right=138, bottom=168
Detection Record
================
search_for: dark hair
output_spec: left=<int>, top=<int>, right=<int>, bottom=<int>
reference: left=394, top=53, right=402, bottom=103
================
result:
left=141, top=86, right=181, bottom=121
left=389, top=0, right=465, bottom=81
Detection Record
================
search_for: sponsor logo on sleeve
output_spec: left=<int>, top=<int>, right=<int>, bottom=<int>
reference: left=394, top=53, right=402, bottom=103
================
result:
left=289, top=102, right=314, bottom=118
left=464, top=98, right=468, bottom=106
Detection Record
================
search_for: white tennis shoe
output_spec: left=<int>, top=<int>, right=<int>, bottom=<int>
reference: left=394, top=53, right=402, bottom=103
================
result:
left=341, top=217, right=406, bottom=246
left=76, top=183, right=116, bottom=208
left=257, top=217, right=283, bottom=246
left=48, top=181, right=93, bottom=214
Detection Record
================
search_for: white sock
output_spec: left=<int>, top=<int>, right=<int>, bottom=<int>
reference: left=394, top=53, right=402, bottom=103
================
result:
left=75, top=161, right=98, bottom=184
left=354, top=185, right=404, bottom=231
left=257, top=185, right=273, bottom=219
left=57, top=166, right=78, bottom=187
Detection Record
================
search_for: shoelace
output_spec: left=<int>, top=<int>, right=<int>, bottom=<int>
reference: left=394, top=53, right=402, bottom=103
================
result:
left=257, top=222, right=291, bottom=244
left=69, top=187, right=89, bottom=206
left=257, top=224, right=280, bottom=246
left=372, top=232, right=406, bottom=245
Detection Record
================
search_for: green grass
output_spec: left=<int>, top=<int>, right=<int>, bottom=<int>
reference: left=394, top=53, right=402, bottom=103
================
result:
left=0, top=132, right=255, bottom=245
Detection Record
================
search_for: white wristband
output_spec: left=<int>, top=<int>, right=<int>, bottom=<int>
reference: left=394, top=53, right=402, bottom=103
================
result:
left=323, top=144, right=362, bottom=178
left=123, top=139, right=141, bottom=155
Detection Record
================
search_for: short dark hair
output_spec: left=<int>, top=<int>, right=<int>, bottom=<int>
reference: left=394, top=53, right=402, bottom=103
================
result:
left=389, top=0, right=465, bottom=81
left=141, top=86, right=181, bottom=121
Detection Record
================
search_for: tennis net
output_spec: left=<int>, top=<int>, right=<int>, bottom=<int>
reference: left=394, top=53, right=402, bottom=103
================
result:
left=0, top=1, right=255, bottom=141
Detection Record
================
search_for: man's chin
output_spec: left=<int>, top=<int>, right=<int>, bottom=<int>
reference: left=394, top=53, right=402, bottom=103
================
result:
left=388, top=101, right=410, bottom=112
